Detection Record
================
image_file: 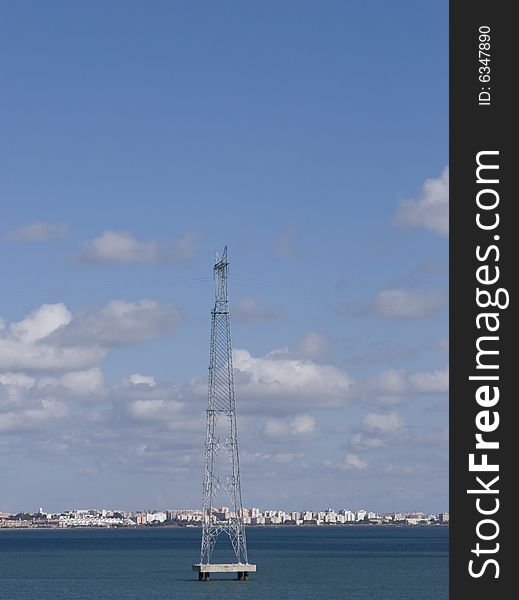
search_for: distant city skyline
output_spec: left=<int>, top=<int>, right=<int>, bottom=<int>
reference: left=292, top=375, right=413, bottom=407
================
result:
left=0, top=498, right=449, bottom=516
left=0, top=1, right=448, bottom=514
left=1, top=504, right=449, bottom=530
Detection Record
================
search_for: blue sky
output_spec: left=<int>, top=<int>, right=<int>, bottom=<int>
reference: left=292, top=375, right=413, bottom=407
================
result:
left=0, top=1, right=448, bottom=514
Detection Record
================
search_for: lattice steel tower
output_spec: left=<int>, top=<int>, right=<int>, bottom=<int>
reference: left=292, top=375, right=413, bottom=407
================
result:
left=193, top=247, right=255, bottom=581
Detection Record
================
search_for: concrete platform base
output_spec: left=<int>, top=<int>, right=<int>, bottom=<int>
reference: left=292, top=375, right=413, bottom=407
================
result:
left=192, top=563, right=257, bottom=581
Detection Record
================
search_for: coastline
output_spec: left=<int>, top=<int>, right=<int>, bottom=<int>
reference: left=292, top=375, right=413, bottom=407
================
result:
left=0, top=522, right=449, bottom=532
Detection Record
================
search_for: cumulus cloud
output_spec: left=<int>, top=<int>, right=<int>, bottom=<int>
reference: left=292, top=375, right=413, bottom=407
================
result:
left=369, top=289, right=445, bottom=318
left=0, top=301, right=195, bottom=472
left=53, top=300, right=182, bottom=346
left=232, top=297, right=277, bottom=322
left=10, top=304, right=72, bottom=343
left=126, top=374, right=156, bottom=387
left=395, top=167, right=449, bottom=236
left=349, top=434, right=384, bottom=451
left=341, top=454, right=368, bottom=471
left=1, top=300, right=182, bottom=373
left=366, top=369, right=410, bottom=398
left=362, top=412, right=405, bottom=434
left=354, top=366, right=448, bottom=405
left=0, top=372, right=37, bottom=408
left=241, top=451, right=304, bottom=464
left=409, top=368, right=449, bottom=393
left=77, top=231, right=157, bottom=263
left=298, top=332, right=330, bottom=358
left=0, top=331, right=105, bottom=373
left=2, top=222, right=68, bottom=242
left=349, top=408, right=448, bottom=456
left=321, top=453, right=369, bottom=472
left=0, top=304, right=106, bottom=371
left=127, top=398, right=184, bottom=421
left=0, top=399, right=68, bottom=433
left=262, top=414, right=316, bottom=439
left=76, top=231, right=198, bottom=265
left=111, top=376, right=186, bottom=426
left=230, top=348, right=353, bottom=414
left=0, top=363, right=196, bottom=451
left=0, top=372, right=36, bottom=389
left=259, top=333, right=331, bottom=361
left=37, top=368, right=105, bottom=396
left=348, top=412, right=406, bottom=452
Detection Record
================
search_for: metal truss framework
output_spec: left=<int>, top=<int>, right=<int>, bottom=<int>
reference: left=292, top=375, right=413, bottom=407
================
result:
left=199, top=247, right=249, bottom=565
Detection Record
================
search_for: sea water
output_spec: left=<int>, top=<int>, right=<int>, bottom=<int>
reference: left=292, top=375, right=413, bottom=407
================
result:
left=0, top=525, right=448, bottom=600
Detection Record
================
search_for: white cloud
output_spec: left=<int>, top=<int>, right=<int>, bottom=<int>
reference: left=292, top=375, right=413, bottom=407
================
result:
left=0, top=399, right=68, bottom=433
left=382, top=464, right=420, bottom=477
left=409, top=368, right=448, bottom=393
left=349, top=433, right=384, bottom=450
left=0, top=300, right=186, bottom=442
left=231, top=348, right=353, bottom=413
left=369, top=289, right=445, bottom=318
left=341, top=454, right=368, bottom=471
left=126, top=374, right=156, bottom=387
left=111, top=377, right=186, bottom=426
left=0, top=303, right=103, bottom=373
left=38, top=368, right=105, bottom=396
left=348, top=412, right=405, bottom=452
left=349, top=408, right=448, bottom=455
left=395, top=167, right=449, bottom=236
left=60, top=369, right=105, bottom=395
left=351, top=368, right=410, bottom=406
left=0, top=363, right=193, bottom=444
left=2, top=222, right=68, bottom=242
left=54, top=300, right=182, bottom=346
left=127, top=398, right=184, bottom=421
left=1, top=300, right=181, bottom=373
left=0, top=372, right=36, bottom=389
left=0, top=337, right=105, bottom=373
left=76, top=230, right=198, bottom=265
left=355, top=366, right=448, bottom=405
left=263, top=414, right=316, bottom=438
left=241, top=451, right=304, bottom=464
left=362, top=412, right=405, bottom=434
left=260, top=333, right=331, bottom=361
left=77, top=230, right=157, bottom=263
left=0, top=372, right=37, bottom=407
left=368, top=369, right=409, bottom=397
left=298, top=332, right=330, bottom=358
left=232, top=297, right=277, bottom=322
left=10, top=303, right=72, bottom=343
left=0, top=303, right=201, bottom=475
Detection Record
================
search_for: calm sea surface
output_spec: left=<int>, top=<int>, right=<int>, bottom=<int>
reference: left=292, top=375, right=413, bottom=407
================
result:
left=0, top=526, right=448, bottom=599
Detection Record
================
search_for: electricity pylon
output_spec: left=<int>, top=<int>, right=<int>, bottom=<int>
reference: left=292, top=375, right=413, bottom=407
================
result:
left=193, top=247, right=255, bottom=581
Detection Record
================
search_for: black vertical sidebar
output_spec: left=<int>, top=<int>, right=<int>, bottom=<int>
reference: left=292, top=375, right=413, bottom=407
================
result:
left=450, top=1, right=515, bottom=598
